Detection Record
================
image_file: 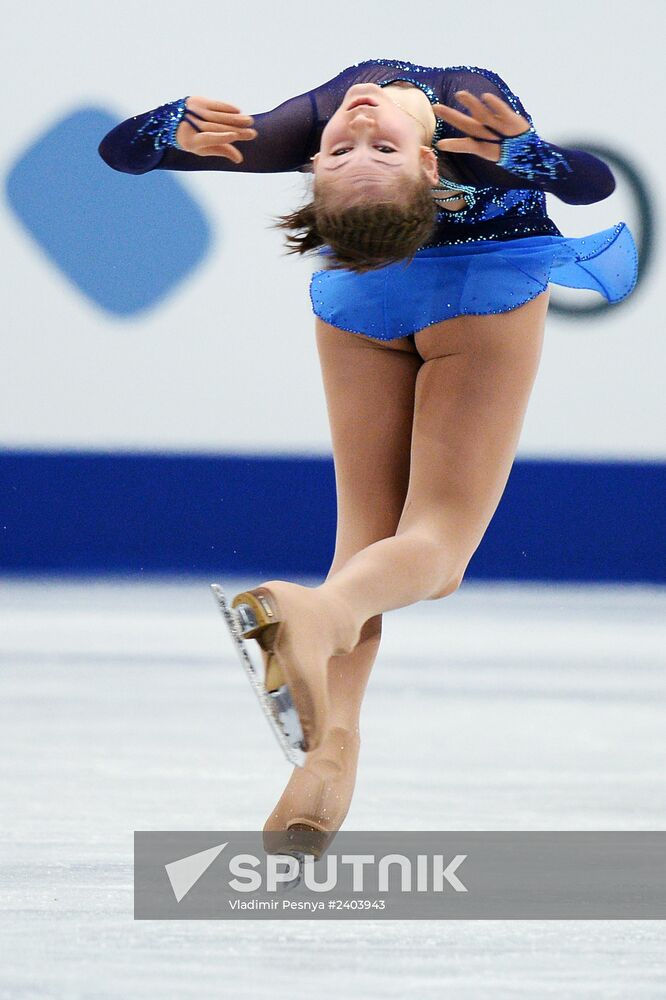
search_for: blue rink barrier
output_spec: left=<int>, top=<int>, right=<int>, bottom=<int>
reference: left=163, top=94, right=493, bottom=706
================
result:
left=0, top=449, right=664, bottom=583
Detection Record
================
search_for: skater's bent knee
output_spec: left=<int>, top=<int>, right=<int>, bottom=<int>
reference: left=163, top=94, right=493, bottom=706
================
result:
left=359, top=614, right=382, bottom=643
left=427, top=571, right=464, bottom=601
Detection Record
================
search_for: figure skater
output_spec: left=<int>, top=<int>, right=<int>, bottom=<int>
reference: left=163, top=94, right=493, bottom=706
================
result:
left=99, top=57, right=638, bottom=852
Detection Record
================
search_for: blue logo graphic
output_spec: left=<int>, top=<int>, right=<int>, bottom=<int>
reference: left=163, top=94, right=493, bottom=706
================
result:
left=4, top=107, right=212, bottom=316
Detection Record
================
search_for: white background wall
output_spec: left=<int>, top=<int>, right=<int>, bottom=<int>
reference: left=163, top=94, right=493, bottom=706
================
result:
left=2, top=0, right=663, bottom=461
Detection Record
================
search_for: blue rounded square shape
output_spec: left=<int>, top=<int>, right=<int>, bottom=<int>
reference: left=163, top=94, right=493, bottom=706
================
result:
left=5, top=107, right=213, bottom=316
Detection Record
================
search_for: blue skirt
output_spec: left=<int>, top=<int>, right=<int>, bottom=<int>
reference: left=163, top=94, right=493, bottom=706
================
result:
left=309, top=222, right=638, bottom=341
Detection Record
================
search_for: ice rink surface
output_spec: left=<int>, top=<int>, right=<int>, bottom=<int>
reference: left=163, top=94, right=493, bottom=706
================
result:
left=1, top=576, right=665, bottom=999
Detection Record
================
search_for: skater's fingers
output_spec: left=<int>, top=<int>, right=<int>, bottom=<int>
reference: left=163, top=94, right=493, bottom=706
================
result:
left=478, top=92, right=531, bottom=137
left=186, top=95, right=255, bottom=126
left=189, top=95, right=240, bottom=113
left=176, top=122, right=257, bottom=157
left=453, top=90, right=496, bottom=125
left=192, top=128, right=257, bottom=146
left=198, top=145, right=245, bottom=162
left=432, top=102, right=502, bottom=141
left=435, top=136, right=502, bottom=162
left=183, top=118, right=256, bottom=137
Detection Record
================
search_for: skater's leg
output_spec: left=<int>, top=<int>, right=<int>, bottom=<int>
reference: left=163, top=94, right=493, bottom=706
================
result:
left=317, top=321, right=422, bottom=729
left=316, top=290, right=550, bottom=627
left=263, top=322, right=421, bottom=833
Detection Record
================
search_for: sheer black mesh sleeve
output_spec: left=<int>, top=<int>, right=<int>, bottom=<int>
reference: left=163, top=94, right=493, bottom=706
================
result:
left=439, top=67, right=616, bottom=205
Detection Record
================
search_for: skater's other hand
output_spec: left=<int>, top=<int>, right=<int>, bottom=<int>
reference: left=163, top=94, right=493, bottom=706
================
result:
left=433, top=91, right=531, bottom=162
left=176, top=96, right=257, bottom=163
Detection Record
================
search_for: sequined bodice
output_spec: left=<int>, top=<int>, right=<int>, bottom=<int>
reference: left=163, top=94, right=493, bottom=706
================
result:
left=98, top=57, right=616, bottom=249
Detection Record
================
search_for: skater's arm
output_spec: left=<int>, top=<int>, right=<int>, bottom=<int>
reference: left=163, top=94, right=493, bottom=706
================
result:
left=97, top=96, right=257, bottom=175
left=97, top=66, right=360, bottom=176
left=434, top=68, right=616, bottom=205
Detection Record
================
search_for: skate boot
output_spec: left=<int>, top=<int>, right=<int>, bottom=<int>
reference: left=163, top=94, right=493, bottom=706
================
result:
left=210, top=580, right=359, bottom=761
left=262, top=726, right=360, bottom=861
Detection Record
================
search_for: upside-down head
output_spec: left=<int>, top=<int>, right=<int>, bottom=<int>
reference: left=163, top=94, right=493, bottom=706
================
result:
left=272, top=83, right=441, bottom=274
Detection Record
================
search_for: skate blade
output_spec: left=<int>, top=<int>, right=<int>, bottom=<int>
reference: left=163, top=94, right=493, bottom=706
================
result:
left=272, top=850, right=307, bottom=893
left=210, top=583, right=306, bottom=767
left=264, top=826, right=332, bottom=863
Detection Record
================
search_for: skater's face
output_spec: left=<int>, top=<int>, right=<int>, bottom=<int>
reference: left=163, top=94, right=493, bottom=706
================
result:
left=312, top=83, right=439, bottom=196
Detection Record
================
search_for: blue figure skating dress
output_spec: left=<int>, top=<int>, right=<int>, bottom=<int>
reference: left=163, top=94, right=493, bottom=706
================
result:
left=98, top=57, right=638, bottom=340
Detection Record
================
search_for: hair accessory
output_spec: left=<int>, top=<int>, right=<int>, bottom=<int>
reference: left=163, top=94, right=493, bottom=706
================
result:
left=390, top=100, right=431, bottom=143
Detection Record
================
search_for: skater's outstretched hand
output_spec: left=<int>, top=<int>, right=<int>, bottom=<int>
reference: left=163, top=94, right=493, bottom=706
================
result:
left=175, top=96, right=257, bottom=163
left=433, top=90, right=531, bottom=162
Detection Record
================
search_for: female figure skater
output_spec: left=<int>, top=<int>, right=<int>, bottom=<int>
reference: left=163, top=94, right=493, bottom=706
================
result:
left=99, top=57, right=637, bottom=850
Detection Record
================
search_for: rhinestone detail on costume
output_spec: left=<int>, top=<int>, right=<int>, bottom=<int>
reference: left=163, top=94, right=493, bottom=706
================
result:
left=433, top=176, right=478, bottom=212
left=497, top=126, right=573, bottom=182
left=132, top=97, right=189, bottom=151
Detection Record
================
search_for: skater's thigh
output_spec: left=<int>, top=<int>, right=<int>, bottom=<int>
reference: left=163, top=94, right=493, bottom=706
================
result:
left=315, top=318, right=422, bottom=569
left=398, top=292, right=550, bottom=563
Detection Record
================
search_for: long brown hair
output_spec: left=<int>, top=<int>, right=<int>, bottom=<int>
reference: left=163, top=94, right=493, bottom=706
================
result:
left=270, top=169, right=439, bottom=275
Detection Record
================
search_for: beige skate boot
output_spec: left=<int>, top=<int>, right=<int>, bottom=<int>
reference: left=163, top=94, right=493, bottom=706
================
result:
left=262, top=726, right=361, bottom=860
left=231, top=580, right=360, bottom=753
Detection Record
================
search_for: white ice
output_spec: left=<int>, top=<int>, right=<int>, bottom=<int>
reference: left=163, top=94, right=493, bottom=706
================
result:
left=1, top=577, right=665, bottom=999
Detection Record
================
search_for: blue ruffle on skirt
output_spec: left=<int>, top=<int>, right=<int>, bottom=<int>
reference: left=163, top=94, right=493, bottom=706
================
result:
left=309, top=222, right=638, bottom=341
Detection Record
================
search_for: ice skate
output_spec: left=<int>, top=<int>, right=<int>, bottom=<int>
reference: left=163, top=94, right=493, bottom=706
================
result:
left=210, top=583, right=306, bottom=766
left=262, top=726, right=361, bottom=860
left=212, top=579, right=360, bottom=759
